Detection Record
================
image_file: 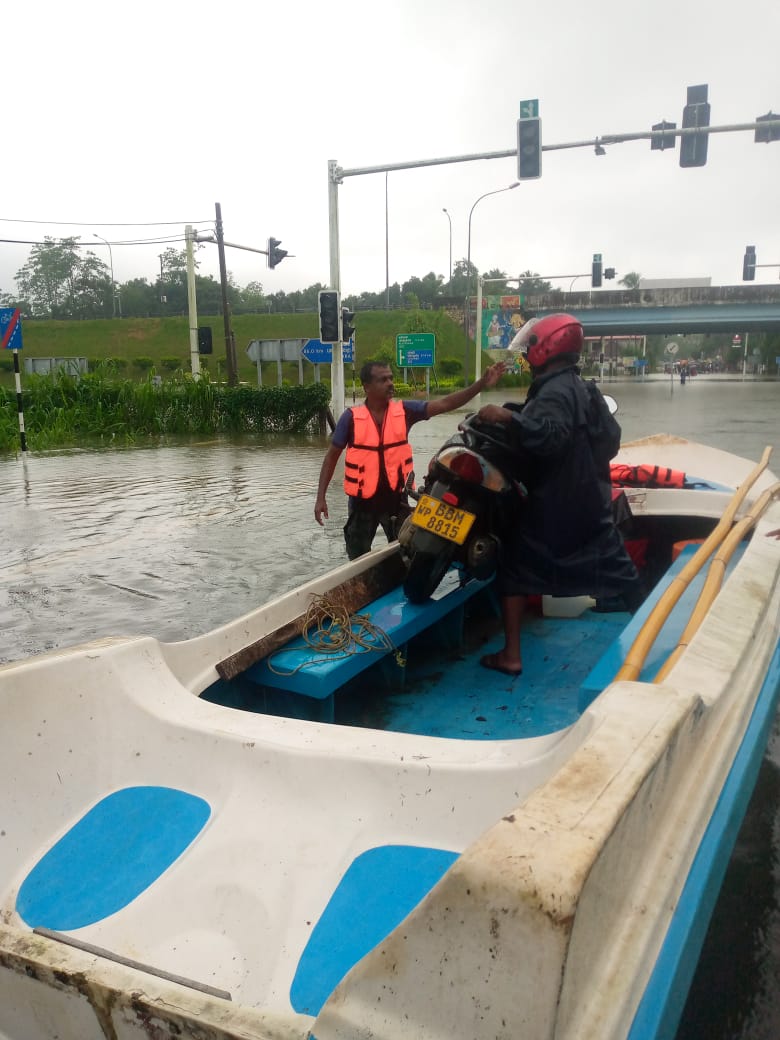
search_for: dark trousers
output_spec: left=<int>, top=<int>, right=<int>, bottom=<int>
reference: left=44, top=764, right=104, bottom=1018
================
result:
left=343, top=499, right=410, bottom=560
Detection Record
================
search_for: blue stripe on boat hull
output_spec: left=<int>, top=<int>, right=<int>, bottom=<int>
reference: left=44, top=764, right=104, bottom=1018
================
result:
left=629, top=637, right=780, bottom=1040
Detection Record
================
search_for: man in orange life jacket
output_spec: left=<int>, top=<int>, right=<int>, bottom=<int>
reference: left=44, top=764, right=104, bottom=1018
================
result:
left=315, top=359, right=507, bottom=559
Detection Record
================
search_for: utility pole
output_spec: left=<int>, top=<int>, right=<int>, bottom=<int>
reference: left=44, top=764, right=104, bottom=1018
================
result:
left=185, top=226, right=201, bottom=380
left=215, top=202, right=238, bottom=386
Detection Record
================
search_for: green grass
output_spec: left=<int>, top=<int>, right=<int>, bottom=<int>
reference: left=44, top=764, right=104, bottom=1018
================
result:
left=0, top=309, right=529, bottom=453
left=0, top=310, right=475, bottom=388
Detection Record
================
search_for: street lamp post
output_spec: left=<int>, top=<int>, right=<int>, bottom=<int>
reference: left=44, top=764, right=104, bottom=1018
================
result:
left=464, top=182, right=519, bottom=383
left=385, top=172, right=390, bottom=310
left=92, top=233, right=119, bottom=318
left=442, top=207, right=452, bottom=289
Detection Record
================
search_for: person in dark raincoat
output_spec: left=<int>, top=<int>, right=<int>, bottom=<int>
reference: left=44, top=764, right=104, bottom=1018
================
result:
left=475, top=313, right=642, bottom=677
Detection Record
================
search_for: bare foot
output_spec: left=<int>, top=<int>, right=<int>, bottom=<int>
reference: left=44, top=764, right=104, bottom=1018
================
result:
left=480, top=653, right=523, bottom=677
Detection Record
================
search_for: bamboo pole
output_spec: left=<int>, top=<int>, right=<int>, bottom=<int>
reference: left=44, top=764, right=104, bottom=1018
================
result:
left=653, top=481, right=780, bottom=683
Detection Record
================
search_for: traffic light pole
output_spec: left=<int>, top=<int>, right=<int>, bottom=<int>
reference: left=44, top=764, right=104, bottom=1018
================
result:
left=328, top=160, right=345, bottom=419
left=214, top=203, right=238, bottom=387
left=327, top=115, right=780, bottom=417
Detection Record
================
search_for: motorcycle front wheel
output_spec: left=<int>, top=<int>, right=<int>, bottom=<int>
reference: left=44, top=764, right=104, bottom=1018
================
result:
left=403, top=538, right=456, bottom=603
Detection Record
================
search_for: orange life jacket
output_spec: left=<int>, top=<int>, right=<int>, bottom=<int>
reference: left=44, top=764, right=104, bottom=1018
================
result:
left=610, top=463, right=686, bottom=489
left=344, top=401, right=414, bottom=499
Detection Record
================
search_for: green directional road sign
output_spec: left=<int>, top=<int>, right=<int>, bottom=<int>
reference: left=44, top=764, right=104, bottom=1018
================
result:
left=519, top=98, right=539, bottom=118
left=396, top=333, right=435, bottom=368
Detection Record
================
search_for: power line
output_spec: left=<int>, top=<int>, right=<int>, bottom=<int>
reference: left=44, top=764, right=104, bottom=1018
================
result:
left=0, top=216, right=211, bottom=227
left=103, top=235, right=192, bottom=246
left=1, top=235, right=192, bottom=248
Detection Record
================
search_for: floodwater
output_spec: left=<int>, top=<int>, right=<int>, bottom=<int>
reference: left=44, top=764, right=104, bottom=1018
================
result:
left=1, top=374, right=778, bottom=1038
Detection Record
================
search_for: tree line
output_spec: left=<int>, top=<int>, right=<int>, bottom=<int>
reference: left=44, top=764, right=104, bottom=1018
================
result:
left=0, top=238, right=560, bottom=320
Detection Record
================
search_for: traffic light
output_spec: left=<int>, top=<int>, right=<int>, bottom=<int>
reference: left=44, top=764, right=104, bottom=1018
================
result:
left=341, top=306, right=355, bottom=342
left=651, top=120, right=677, bottom=151
left=592, top=253, right=603, bottom=288
left=517, top=118, right=542, bottom=179
left=680, top=84, right=710, bottom=168
left=755, top=112, right=780, bottom=143
left=318, top=290, right=340, bottom=343
left=197, top=326, right=213, bottom=354
left=742, top=245, right=756, bottom=281
left=268, top=237, right=288, bottom=269
left=604, top=267, right=616, bottom=280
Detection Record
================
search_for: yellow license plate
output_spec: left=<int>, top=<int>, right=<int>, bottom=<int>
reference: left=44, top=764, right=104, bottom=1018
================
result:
left=410, top=494, right=476, bottom=545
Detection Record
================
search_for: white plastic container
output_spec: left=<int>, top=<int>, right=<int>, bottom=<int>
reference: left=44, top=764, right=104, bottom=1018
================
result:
left=542, top=594, right=596, bottom=618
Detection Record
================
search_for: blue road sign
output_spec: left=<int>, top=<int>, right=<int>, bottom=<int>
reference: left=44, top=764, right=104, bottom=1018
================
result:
left=301, top=338, right=354, bottom=363
left=0, top=308, right=23, bottom=350
left=402, top=349, right=434, bottom=367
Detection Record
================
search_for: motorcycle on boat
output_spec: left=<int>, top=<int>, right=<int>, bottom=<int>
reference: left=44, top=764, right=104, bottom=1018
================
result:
left=398, top=412, right=527, bottom=603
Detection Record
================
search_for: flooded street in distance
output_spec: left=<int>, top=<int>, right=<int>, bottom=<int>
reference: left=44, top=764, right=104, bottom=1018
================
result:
left=2, top=376, right=778, bottom=663
left=1, top=434, right=349, bottom=661
left=1, top=374, right=778, bottom=1039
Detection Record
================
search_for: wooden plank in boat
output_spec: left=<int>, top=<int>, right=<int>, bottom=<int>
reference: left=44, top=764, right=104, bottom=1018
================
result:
left=216, top=553, right=408, bottom=681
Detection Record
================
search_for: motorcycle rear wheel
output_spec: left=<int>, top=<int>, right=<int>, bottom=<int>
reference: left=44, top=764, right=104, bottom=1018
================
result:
left=403, top=543, right=456, bottom=603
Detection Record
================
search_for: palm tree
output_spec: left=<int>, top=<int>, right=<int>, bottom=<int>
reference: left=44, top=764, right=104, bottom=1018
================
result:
left=619, top=271, right=642, bottom=290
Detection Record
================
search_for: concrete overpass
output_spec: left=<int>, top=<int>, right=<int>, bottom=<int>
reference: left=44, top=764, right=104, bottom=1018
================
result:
left=520, top=284, right=780, bottom=335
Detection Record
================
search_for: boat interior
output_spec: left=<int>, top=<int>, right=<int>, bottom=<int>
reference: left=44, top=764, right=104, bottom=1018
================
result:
left=200, top=509, right=727, bottom=740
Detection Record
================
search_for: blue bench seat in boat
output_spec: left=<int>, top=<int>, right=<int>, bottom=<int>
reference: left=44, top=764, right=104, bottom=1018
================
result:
left=579, top=541, right=746, bottom=709
left=244, top=568, right=492, bottom=712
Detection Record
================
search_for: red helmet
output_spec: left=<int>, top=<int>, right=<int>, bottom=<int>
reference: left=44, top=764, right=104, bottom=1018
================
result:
left=509, top=313, right=583, bottom=368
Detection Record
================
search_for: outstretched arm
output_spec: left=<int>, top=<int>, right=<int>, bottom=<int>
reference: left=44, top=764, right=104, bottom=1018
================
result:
left=314, top=443, right=344, bottom=526
left=426, top=361, right=507, bottom=418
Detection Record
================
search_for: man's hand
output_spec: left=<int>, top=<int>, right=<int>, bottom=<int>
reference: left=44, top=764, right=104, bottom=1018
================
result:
left=314, top=497, right=329, bottom=526
left=477, top=403, right=513, bottom=425
left=315, top=443, right=343, bottom=526
left=482, top=360, right=508, bottom=388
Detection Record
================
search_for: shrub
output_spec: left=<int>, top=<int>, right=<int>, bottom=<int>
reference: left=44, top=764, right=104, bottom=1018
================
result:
left=160, top=356, right=184, bottom=371
left=438, top=356, right=462, bottom=376
left=0, top=374, right=332, bottom=452
left=133, top=356, right=155, bottom=371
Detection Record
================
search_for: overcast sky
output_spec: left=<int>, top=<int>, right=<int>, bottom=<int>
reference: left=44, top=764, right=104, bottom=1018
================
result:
left=3, top=0, right=779, bottom=302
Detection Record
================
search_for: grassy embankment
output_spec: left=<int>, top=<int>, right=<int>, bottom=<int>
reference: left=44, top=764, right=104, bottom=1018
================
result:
left=0, top=310, right=474, bottom=388
left=1, top=310, right=520, bottom=452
